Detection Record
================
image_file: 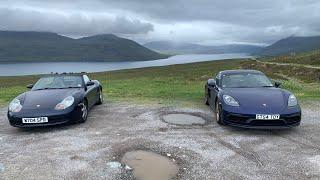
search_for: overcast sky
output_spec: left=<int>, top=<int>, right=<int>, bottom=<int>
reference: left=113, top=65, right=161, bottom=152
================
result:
left=0, top=0, right=320, bottom=45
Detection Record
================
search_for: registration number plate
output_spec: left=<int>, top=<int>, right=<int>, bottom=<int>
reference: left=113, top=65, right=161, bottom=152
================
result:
left=256, top=114, right=280, bottom=120
left=22, top=117, right=48, bottom=123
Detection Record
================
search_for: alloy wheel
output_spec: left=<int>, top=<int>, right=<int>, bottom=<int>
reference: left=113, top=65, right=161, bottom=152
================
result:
left=99, top=91, right=103, bottom=103
left=216, top=102, right=220, bottom=122
left=82, top=103, right=88, bottom=119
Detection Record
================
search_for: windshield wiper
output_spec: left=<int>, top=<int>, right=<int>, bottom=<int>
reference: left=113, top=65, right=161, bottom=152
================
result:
left=33, top=88, right=51, bottom=91
left=227, top=86, right=274, bottom=88
left=34, top=87, right=65, bottom=90
left=67, top=86, right=81, bottom=89
left=34, top=87, right=81, bottom=90
left=235, top=86, right=251, bottom=88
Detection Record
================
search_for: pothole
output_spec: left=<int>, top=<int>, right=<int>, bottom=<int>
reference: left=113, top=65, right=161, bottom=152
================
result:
left=121, top=150, right=179, bottom=180
left=162, top=113, right=207, bottom=125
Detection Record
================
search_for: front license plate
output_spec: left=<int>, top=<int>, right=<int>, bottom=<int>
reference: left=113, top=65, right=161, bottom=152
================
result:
left=256, top=114, right=280, bottom=120
left=22, top=117, right=48, bottom=123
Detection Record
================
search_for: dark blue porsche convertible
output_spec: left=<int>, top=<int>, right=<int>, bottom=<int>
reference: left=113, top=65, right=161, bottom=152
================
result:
left=7, top=73, right=103, bottom=127
left=205, top=70, right=301, bottom=128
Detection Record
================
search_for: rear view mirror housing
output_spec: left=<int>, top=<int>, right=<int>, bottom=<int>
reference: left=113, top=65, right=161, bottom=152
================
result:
left=207, top=79, right=216, bottom=87
left=274, top=81, right=282, bottom=88
left=27, top=84, right=34, bottom=89
left=86, top=81, right=95, bottom=86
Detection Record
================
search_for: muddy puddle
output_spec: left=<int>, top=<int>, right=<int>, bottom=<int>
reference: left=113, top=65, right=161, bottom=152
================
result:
left=121, top=150, right=178, bottom=180
left=162, top=113, right=206, bottom=125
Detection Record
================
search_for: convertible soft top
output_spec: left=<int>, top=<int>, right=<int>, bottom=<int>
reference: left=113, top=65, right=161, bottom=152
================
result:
left=219, top=70, right=264, bottom=75
left=47, top=72, right=86, bottom=76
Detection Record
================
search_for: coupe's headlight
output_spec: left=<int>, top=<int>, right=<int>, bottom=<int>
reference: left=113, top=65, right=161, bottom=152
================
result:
left=223, top=95, right=239, bottom=107
left=9, top=99, right=22, bottom=112
left=55, top=96, right=74, bottom=110
left=288, top=94, right=298, bottom=107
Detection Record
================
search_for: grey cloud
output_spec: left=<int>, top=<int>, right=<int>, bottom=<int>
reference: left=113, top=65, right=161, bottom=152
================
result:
left=99, top=0, right=320, bottom=43
left=0, top=7, right=154, bottom=36
left=0, top=0, right=320, bottom=44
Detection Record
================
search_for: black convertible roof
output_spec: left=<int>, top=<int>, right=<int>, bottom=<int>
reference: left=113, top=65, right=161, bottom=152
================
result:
left=47, top=72, right=86, bottom=76
left=220, top=70, right=264, bottom=75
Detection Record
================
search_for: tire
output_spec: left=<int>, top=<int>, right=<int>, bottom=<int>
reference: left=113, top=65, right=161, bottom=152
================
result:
left=79, top=100, right=88, bottom=123
left=215, top=100, right=225, bottom=125
left=96, top=89, right=103, bottom=105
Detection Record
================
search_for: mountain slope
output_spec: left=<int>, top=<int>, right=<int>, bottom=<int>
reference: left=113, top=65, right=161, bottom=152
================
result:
left=212, top=44, right=264, bottom=54
left=266, top=49, right=320, bottom=66
left=144, top=41, right=264, bottom=54
left=0, top=31, right=167, bottom=62
left=258, top=36, right=320, bottom=56
left=144, top=41, right=220, bottom=54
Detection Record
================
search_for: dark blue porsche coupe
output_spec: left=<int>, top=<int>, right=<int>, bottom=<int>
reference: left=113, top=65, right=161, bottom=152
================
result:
left=7, top=73, right=103, bottom=127
left=205, top=70, right=301, bottom=128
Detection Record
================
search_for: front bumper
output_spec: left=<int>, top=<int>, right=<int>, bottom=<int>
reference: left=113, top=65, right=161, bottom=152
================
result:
left=222, top=110, right=301, bottom=129
left=7, top=105, right=83, bottom=127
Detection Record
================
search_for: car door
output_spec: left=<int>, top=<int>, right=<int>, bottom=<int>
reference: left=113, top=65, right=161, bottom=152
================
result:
left=83, top=75, right=97, bottom=108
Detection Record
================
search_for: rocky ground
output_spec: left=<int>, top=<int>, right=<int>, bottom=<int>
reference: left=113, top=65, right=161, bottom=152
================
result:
left=0, top=101, right=319, bottom=180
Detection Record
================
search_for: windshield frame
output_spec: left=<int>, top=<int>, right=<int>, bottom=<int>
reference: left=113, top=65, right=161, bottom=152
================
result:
left=220, top=72, right=274, bottom=88
left=31, top=75, right=84, bottom=91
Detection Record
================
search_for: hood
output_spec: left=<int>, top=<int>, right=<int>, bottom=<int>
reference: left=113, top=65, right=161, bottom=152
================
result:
left=21, top=88, right=82, bottom=109
left=223, top=87, right=289, bottom=113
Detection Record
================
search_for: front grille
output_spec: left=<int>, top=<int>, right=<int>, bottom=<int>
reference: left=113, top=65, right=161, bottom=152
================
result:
left=250, top=120, right=286, bottom=126
left=284, top=115, right=301, bottom=123
left=228, top=114, right=249, bottom=123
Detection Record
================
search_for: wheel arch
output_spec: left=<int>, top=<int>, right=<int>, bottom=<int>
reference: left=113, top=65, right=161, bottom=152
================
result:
left=83, top=97, right=88, bottom=104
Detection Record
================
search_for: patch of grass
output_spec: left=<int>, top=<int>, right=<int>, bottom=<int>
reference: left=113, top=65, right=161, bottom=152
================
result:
left=241, top=60, right=320, bottom=83
left=266, top=49, right=320, bottom=66
left=0, top=86, right=26, bottom=105
left=279, top=79, right=320, bottom=99
left=0, top=58, right=319, bottom=106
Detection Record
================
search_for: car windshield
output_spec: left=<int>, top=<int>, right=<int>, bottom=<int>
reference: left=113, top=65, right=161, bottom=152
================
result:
left=221, top=73, right=274, bottom=88
left=32, top=76, right=83, bottom=90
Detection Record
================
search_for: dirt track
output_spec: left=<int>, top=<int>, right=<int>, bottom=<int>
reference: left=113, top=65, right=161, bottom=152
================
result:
left=0, top=101, right=320, bottom=180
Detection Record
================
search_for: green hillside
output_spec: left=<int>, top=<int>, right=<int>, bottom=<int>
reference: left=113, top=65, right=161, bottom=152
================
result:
left=265, top=49, right=320, bottom=66
left=0, top=31, right=168, bottom=62
left=258, top=36, right=320, bottom=56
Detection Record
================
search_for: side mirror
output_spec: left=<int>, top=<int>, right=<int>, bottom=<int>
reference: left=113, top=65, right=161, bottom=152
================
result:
left=86, top=81, right=95, bottom=86
left=27, top=84, right=33, bottom=89
left=274, top=81, right=282, bottom=88
left=207, top=79, right=216, bottom=87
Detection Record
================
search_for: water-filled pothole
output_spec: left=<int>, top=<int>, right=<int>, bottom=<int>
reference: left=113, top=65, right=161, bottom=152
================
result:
left=162, top=113, right=206, bottom=125
left=121, top=150, right=178, bottom=180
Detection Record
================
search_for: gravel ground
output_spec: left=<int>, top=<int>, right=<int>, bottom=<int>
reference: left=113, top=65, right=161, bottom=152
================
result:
left=0, top=101, right=320, bottom=180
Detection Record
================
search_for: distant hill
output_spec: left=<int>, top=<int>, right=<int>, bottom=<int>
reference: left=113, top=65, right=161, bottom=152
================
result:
left=266, top=49, right=320, bottom=66
left=0, top=31, right=168, bottom=62
left=258, top=36, right=320, bottom=56
left=144, top=41, right=264, bottom=54
left=212, top=44, right=264, bottom=54
left=144, top=41, right=220, bottom=54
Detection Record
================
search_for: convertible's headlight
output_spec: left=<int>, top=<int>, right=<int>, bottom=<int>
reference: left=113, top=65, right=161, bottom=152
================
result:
left=55, top=96, right=74, bottom=110
left=223, top=95, right=239, bottom=107
left=9, top=99, right=22, bottom=112
left=288, top=94, right=298, bottom=107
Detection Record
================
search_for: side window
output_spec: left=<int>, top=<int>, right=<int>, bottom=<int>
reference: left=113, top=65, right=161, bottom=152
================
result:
left=215, top=74, right=220, bottom=87
left=83, top=75, right=90, bottom=84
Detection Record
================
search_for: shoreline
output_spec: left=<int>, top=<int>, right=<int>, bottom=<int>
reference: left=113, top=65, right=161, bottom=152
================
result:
left=0, top=54, right=252, bottom=76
